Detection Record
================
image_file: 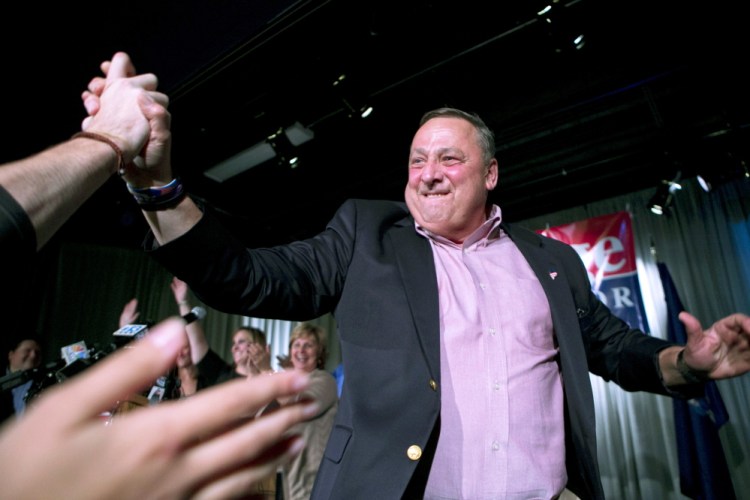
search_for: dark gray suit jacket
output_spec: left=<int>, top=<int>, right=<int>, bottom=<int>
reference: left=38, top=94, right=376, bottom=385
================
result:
left=150, top=199, right=684, bottom=499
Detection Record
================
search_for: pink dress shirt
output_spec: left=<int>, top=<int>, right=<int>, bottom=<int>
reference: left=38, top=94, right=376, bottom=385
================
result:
left=421, top=206, right=567, bottom=499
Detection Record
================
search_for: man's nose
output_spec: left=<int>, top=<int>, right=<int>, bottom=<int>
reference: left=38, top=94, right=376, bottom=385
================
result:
left=421, top=161, right=443, bottom=183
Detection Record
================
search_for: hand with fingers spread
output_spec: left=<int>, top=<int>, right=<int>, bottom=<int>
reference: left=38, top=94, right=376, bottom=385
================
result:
left=248, top=341, right=274, bottom=375
left=680, top=312, right=750, bottom=378
left=658, top=312, right=750, bottom=385
left=118, top=297, right=141, bottom=329
left=0, top=317, right=317, bottom=500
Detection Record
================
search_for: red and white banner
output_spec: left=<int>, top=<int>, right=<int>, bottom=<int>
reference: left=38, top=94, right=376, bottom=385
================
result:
left=537, top=211, right=650, bottom=332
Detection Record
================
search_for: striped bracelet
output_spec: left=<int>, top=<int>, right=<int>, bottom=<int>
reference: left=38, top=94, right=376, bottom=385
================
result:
left=126, top=178, right=186, bottom=211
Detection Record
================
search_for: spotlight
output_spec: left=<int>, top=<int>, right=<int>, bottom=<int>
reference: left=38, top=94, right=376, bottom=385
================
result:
left=267, top=128, right=299, bottom=168
left=536, top=1, right=586, bottom=54
left=696, top=152, right=749, bottom=192
left=360, top=105, right=374, bottom=119
left=342, top=98, right=374, bottom=120
left=333, top=72, right=374, bottom=119
left=696, top=171, right=717, bottom=193
left=648, top=183, right=669, bottom=215
left=648, top=177, right=682, bottom=215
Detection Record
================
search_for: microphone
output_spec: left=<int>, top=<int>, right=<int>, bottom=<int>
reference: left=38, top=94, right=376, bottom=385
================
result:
left=40, top=359, right=66, bottom=373
left=182, top=306, right=206, bottom=324
left=0, top=358, right=68, bottom=391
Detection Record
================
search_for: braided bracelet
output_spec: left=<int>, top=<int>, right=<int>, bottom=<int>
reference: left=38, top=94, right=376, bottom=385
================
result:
left=126, top=178, right=187, bottom=211
left=72, top=131, right=126, bottom=176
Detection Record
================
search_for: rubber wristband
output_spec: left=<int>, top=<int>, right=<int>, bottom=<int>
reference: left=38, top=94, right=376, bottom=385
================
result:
left=126, top=178, right=187, bottom=211
left=676, top=349, right=710, bottom=384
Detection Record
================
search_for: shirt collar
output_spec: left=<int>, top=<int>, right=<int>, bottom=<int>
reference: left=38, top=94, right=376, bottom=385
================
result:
left=415, top=204, right=503, bottom=248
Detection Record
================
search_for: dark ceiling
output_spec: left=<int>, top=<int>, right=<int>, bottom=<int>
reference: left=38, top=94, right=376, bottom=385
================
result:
left=4, top=0, right=748, bottom=249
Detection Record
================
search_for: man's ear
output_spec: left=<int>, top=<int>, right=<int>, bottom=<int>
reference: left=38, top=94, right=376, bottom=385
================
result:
left=485, top=158, right=499, bottom=190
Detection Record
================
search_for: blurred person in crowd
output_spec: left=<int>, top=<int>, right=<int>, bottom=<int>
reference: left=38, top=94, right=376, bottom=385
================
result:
left=279, top=323, right=339, bottom=500
left=0, top=335, right=43, bottom=423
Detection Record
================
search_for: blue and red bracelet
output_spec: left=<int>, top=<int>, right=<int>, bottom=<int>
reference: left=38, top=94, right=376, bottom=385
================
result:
left=126, top=178, right=187, bottom=211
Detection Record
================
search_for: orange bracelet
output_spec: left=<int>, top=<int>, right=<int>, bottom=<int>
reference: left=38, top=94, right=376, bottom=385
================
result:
left=72, top=131, right=126, bottom=176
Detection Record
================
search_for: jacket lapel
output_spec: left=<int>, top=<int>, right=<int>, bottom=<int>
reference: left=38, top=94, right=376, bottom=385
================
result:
left=389, top=221, right=441, bottom=382
left=501, top=223, right=595, bottom=411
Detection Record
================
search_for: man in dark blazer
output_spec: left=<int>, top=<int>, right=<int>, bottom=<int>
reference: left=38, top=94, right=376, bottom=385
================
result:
left=138, top=107, right=750, bottom=499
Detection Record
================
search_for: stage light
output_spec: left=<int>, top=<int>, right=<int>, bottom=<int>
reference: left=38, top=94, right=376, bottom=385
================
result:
left=648, top=177, right=682, bottom=215
left=342, top=98, right=374, bottom=120
left=696, top=172, right=717, bottom=192
left=333, top=73, right=374, bottom=119
left=203, top=122, right=314, bottom=181
left=696, top=152, right=749, bottom=192
left=360, top=105, right=374, bottom=119
left=536, top=1, right=586, bottom=53
left=204, top=141, right=276, bottom=182
left=268, top=128, right=299, bottom=168
left=284, top=121, right=315, bottom=147
left=648, top=184, right=669, bottom=215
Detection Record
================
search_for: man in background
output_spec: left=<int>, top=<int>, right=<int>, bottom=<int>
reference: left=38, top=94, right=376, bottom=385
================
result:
left=1, top=335, right=43, bottom=423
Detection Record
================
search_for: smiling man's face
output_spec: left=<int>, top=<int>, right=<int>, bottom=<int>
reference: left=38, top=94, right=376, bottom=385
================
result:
left=405, top=116, right=497, bottom=243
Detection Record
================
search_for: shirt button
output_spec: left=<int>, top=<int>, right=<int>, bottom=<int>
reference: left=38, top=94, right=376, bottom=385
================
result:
left=492, top=441, right=500, bottom=451
left=407, top=445, right=422, bottom=461
left=479, top=283, right=487, bottom=290
left=489, top=328, right=496, bottom=336
left=429, top=379, right=438, bottom=391
left=493, top=380, right=500, bottom=391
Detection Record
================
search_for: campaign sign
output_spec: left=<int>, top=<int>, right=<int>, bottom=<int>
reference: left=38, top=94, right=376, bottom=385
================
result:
left=538, top=211, right=650, bottom=332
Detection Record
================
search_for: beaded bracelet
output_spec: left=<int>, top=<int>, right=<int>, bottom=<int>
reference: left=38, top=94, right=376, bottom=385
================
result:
left=126, top=178, right=187, bottom=211
left=72, top=131, right=126, bottom=176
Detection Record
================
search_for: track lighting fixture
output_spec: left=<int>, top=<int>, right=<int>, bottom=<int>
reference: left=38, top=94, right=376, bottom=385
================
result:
left=204, top=122, right=314, bottom=182
left=333, top=73, right=374, bottom=120
left=648, top=174, right=682, bottom=215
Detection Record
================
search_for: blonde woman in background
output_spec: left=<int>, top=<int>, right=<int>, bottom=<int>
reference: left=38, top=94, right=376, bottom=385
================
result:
left=280, top=323, right=338, bottom=500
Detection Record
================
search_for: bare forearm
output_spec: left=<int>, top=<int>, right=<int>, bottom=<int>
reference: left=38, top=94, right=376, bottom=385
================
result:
left=0, top=138, right=118, bottom=249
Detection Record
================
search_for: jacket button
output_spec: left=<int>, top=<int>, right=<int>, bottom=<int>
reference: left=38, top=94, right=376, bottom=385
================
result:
left=407, top=445, right=422, bottom=461
left=429, top=379, right=438, bottom=391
